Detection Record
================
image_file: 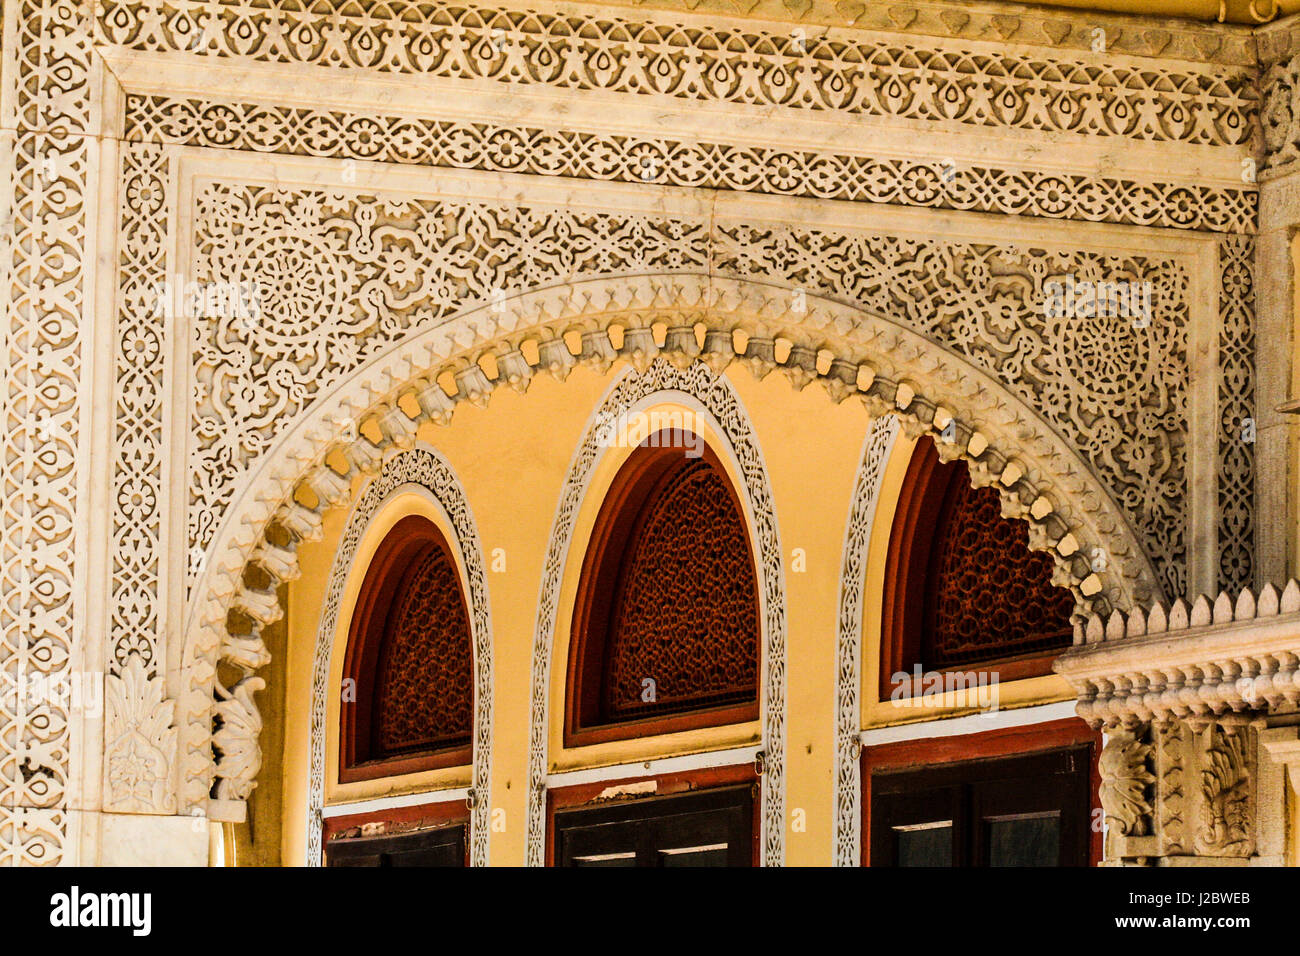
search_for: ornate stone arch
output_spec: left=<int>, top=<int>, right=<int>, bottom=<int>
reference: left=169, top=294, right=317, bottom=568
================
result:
left=179, top=275, right=1161, bottom=826
left=303, top=447, right=493, bottom=866
left=526, top=361, right=787, bottom=865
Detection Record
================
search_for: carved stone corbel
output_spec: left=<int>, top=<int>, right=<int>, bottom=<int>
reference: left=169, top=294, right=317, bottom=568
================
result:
left=1192, top=721, right=1254, bottom=859
left=1099, top=727, right=1155, bottom=860
left=1057, top=583, right=1300, bottom=865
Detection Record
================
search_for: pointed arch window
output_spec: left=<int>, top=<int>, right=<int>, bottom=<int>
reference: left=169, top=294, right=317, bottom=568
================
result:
left=880, top=439, right=1075, bottom=697
left=341, top=514, right=474, bottom=781
left=566, top=435, right=761, bottom=746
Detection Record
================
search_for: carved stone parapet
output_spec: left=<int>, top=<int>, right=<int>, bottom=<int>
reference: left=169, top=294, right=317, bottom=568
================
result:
left=1058, top=581, right=1300, bottom=730
left=1059, top=582, right=1300, bottom=865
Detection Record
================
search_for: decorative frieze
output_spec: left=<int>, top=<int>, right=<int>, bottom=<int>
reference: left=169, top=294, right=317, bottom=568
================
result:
left=124, top=94, right=1259, bottom=235
left=94, top=0, right=1257, bottom=146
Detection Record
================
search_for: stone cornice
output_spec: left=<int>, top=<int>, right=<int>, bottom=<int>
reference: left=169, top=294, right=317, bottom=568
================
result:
left=1057, top=581, right=1300, bottom=728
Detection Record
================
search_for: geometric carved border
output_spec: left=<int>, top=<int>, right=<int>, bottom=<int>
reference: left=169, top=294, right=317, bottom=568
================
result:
left=833, top=414, right=898, bottom=867
left=1216, top=235, right=1256, bottom=593
left=1, top=0, right=96, bottom=866
left=95, top=1, right=1257, bottom=147
left=123, top=95, right=1258, bottom=236
left=524, top=361, right=787, bottom=865
left=306, top=447, right=492, bottom=866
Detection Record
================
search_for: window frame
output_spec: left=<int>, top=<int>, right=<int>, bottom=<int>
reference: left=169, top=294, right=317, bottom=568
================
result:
left=339, top=513, right=474, bottom=783
left=860, top=718, right=1103, bottom=867
left=564, top=435, right=761, bottom=747
left=879, top=439, right=1072, bottom=700
left=322, top=796, right=470, bottom=867
left=546, top=763, right=759, bottom=866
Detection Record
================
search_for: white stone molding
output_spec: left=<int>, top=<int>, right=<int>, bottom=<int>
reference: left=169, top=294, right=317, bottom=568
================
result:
left=304, top=447, right=493, bottom=867
left=523, top=362, right=786, bottom=864
left=832, top=414, right=898, bottom=867
left=93, top=0, right=1257, bottom=147
left=123, top=94, right=1258, bottom=236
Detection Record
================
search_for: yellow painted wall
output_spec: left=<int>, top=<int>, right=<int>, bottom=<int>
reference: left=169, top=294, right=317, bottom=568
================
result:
left=277, top=356, right=1081, bottom=866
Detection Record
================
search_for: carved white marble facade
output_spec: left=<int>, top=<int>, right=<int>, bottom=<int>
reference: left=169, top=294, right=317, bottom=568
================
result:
left=1, top=0, right=1297, bottom=864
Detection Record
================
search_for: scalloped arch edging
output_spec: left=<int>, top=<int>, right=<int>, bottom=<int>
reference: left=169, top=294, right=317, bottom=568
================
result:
left=303, top=447, right=493, bottom=866
left=177, top=275, right=1162, bottom=818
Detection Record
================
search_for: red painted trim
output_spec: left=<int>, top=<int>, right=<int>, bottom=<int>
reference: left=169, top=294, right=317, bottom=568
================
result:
left=565, top=433, right=759, bottom=747
left=339, top=513, right=473, bottom=783
left=546, top=763, right=760, bottom=866
left=321, top=795, right=470, bottom=866
left=860, top=717, right=1103, bottom=867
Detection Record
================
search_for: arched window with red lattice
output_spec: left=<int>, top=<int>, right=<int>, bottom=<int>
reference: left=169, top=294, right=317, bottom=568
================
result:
left=879, top=438, right=1075, bottom=697
left=566, top=434, right=761, bottom=746
left=340, top=514, right=474, bottom=781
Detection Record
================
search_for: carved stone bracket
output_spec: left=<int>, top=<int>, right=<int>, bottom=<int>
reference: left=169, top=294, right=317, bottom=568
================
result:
left=1059, top=582, right=1300, bottom=864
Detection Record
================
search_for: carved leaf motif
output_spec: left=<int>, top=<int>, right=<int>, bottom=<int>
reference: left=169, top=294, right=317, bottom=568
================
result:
left=1099, top=733, right=1155, bottom=836
left=1195, top=725, right=1252, bottom=856
left=104, top=653, right=177, bottom=813
left=212, top=677, right=266, bottom=803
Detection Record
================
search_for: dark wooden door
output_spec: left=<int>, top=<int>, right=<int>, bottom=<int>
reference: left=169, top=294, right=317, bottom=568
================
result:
left=555, top=785, right=754, bottom=867
left=871, top=746, right=1090, bottom=867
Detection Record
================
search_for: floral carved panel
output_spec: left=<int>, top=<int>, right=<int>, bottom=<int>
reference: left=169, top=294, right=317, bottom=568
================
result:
left=179, top=182, right=1194, bottom=606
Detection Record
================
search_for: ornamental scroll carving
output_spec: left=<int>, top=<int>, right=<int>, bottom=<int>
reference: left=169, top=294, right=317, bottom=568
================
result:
left=2, top=0, right=95, bottom=866
left=95, top=0, right=1256, bottom=147
left=185, top=183, right=1191, bottom=602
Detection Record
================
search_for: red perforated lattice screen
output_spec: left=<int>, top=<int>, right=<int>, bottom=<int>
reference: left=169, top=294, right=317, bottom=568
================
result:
left=599, top=455, right=760, bottom=722
left=372, top=539, right=474, bottom=757
left=922, top=464, right=1074, bottom=669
